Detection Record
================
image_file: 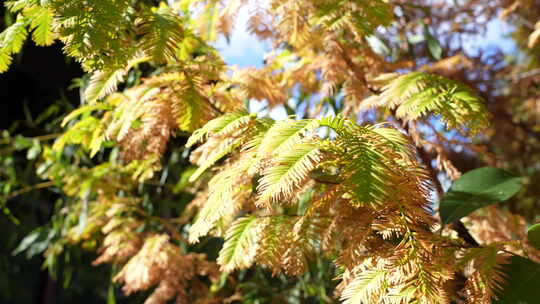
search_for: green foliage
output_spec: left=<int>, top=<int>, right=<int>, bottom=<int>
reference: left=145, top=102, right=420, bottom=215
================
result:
left=138, top=4, right=184, bottom=64
left=84, top=55, right=149, bottom=104
left=258, top=119, right=321, bottom=155
left=494, top=256, right=540, bottom=304
left=340, top=269, right=387, bottom=304
left=186, top=110, right=253, bottom=148
left=312, top=0, right=393, bottom=36
left=2, top=0, right=540, bottom=303
left=527, top=223, right=540, bottom=250
left=217, top=216, right=266, bottom=272
left=26, top=6, right=55, bottom=46
left=258, top=141, right=322, bottom=205
left=54, top=116, right=105, bottom=157
left=0, top=0, right=192, bottom=72
left=49, top=0, right=133, bottom=70
left=365, top=72, right=489, bottom=134
left=0, top=16, right=27, bottom=72
left=439, top=167, right=524, bottom=224
left=327, top=122, right=415, bottom=204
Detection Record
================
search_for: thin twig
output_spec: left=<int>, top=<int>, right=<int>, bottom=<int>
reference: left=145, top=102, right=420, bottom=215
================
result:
left=4, top=181, right=56, bottom=200
left=134, top=209, right=185, bottom=243
left=512, top=67, right=540, bottom=82
left=33, top=133, right=62, bottom=141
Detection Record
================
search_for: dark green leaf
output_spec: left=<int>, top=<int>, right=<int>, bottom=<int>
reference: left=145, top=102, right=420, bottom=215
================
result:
left=527, top=223, right=540, bottom=250
left=366, top=35, right=390, bottom=56
left=26, top=139, right=41, bottom=160
left=14, top=135, right=33, bottom=149
left=107, top=283, right=116, bottom=304
left=423, top=23, right=442, bottom=60
left=494, top=256, right=540, bottom=303
left=12, top=227, right=47, bottom=256
left=439, top=167, right=523, bottom=224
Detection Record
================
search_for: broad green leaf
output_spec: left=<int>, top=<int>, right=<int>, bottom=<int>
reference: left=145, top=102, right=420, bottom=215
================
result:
left=366, top=35, right=390, bottom=56
left=494, top=256, right=540, bottom=303
left=12, top=227, right=45, bottom=255
left=527, top=223, right=540, bottom=250
left=423, top=23, right=442, bottom=60
left=107, top=283, right=116, bottom=304
left=439, top=167, right=523, bottom=225
left=12, top=226, right=53, bottom=258
left=26, top=139, right=41, bottom=160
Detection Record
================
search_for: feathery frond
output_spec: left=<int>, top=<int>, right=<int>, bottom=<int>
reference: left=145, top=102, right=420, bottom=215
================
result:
left=188, top=158, right=253, bottom=243
left=5, top=0, right=39, bottom=12
left=364, top=72, right=489, bottom=134
left=312, top=0, right=393, bottom=37
left=186, top=110, right=253, bottom=147
left=7, top=1, right=525, bottom=303
left=258, top=119, right=321, bottom=155
left=114, top=235, right=218, bottom=304
left=138, top=4, right=184, bottom=64
left=341, top=268, right=387, bottom=304
left=26, top=5, right=55, bottom=46
left=217, top=216, right=267, bottom=272
left=459, top=246, right=510, bottom=304
left=53, top=116, right=105, bottom=156
left=256, top=215, right=317, bottom=275
left=327, top=123, right=416, bottom=205
left=0, top=17, right=27, bottom=72
left=50, top=0, right=133, bottom=70
left=257, top=141, right=323, bottom=206
left=85, top=54, right=149, bottom=103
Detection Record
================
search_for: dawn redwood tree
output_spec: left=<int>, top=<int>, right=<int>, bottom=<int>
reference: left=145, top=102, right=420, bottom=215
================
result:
left=1, top=0, right=540, bottom=303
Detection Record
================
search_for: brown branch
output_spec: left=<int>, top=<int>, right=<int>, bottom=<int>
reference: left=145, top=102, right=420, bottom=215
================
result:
left=0, top=133, right=61, bottom=155
left=4, top=181, right=56, bottom=200
left=512, top=67, right=540, bottom=81
left=451, top=221, right=479, bottom=247
left=33, top=133, right=62, bottom=141
left=134, top=209, right=185, bottom=243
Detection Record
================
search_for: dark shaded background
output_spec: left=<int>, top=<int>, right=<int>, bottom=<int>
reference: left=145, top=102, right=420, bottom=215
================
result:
left=0, top=6, right=111, bottom=304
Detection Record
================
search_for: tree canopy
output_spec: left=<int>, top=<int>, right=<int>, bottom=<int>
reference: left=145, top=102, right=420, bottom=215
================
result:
left=1, top=0, right=540, bottom=303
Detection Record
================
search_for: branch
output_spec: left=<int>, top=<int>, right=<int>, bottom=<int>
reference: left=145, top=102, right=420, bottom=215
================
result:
left=512, top=67, right=540, bottom=81
left=134, top=209, right=185, bottom=243
left=0, top=133, right=61, bottom=155
left=3, top=181, right=56, bottom=200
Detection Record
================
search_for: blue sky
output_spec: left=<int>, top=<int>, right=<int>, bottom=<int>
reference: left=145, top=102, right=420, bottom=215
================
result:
left=214, top=9, right=516, bottom=67
left=213, top=8, right=269, bottom=68
left=211, top=8, right=516, bottom=122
